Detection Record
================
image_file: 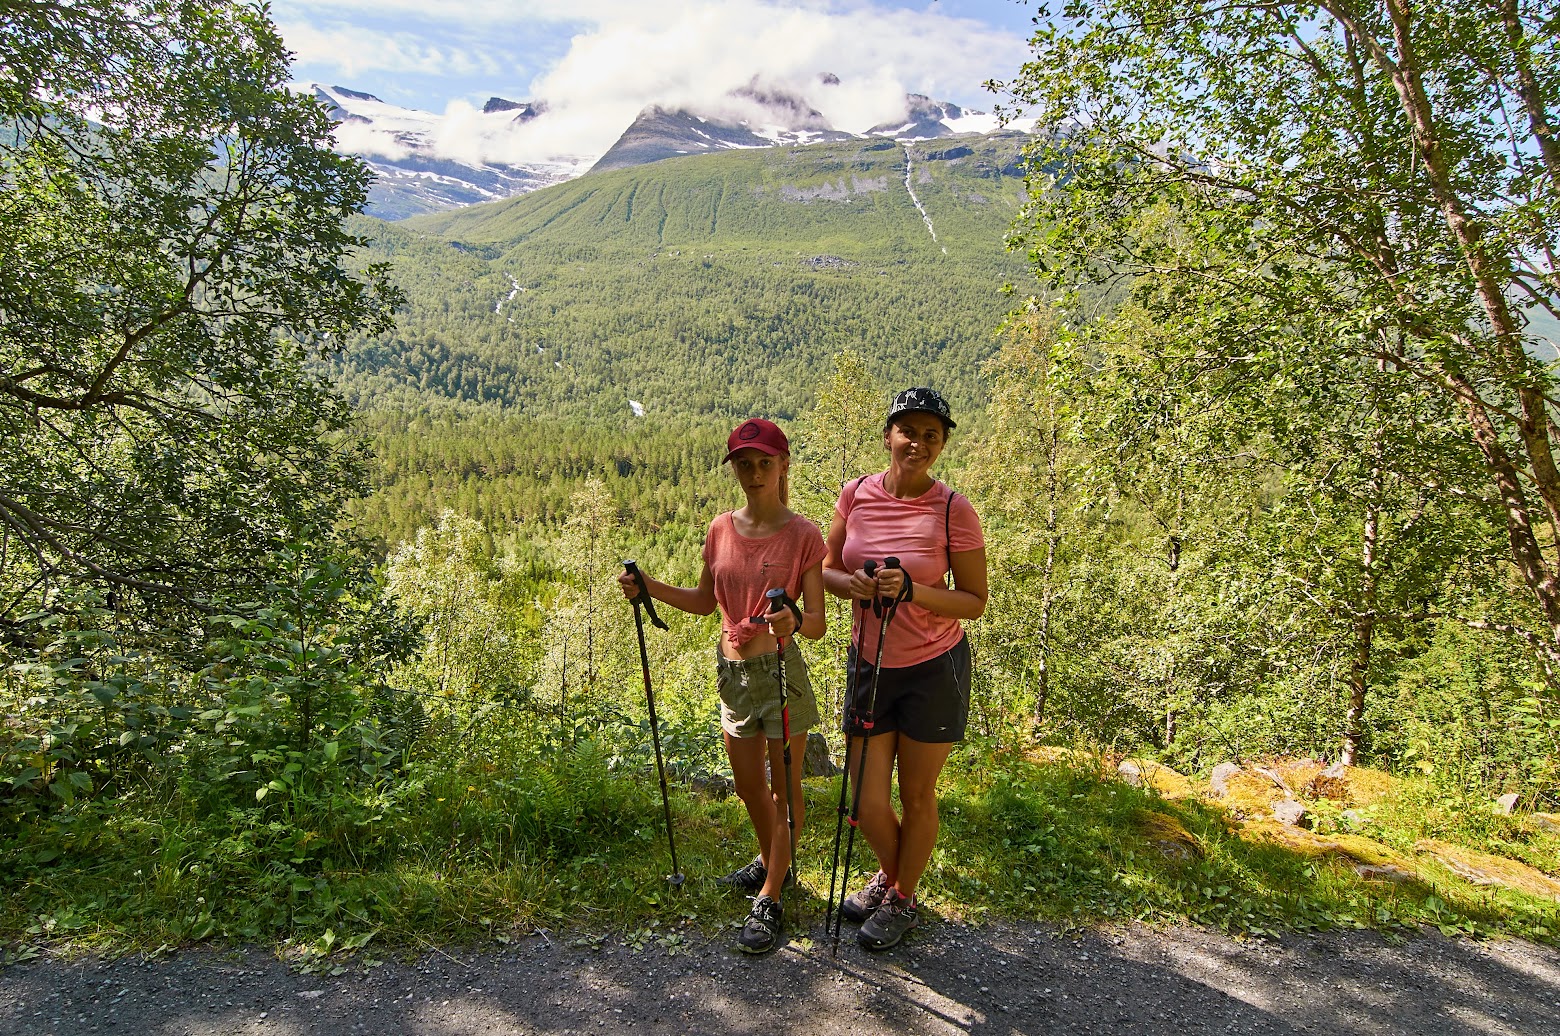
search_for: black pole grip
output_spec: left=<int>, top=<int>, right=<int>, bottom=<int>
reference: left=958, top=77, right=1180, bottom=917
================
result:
left=623, top=559, right=668, bottom=630
left=765, top=586, right=804, bottom=630
left=861, top=559, right=879, bottom=613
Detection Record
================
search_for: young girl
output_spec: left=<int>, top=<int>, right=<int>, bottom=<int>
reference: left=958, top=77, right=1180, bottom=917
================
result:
left=617, top=418, right=826, bottom=953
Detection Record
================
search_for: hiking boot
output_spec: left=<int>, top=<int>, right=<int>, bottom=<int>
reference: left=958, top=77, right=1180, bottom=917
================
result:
left=737, top=895, right=783, bottom=954
left=716, top=855, right=795, bottom=893
left=858, top=889, right=918, bottom=950
left=716, top=855, right=767, bottom=893
left=839, top=869, right=892, bottom=923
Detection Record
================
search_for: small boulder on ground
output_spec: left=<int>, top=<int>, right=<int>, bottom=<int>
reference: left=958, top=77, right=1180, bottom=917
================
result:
left=1209, top=762, right=1242, bottom=797
left=1495, top=792, right=1521, bottom=816
left=1134, top=809, right=1202, bottom=862
left=1355, top=863, right=1416, bottom=883
left=804, top=732, right=838, bottom=778
left=1307, top=762, right=1351, bottom=801
left=1272, top=799, right=1310, bottom=828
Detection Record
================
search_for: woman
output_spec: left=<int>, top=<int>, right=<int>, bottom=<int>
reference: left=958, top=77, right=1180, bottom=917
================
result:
left=618, top=418, right=826, bottom=954
left=823, top=387, right=987, bottom=951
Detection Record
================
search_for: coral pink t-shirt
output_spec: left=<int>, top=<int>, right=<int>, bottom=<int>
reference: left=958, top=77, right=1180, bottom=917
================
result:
left=835, top=473, right=984, bottom=667
left=703, top=511, right=827, bottom=649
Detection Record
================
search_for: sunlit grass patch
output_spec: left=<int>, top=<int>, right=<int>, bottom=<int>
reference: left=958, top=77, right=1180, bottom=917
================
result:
left=4, top=731, right=1559, bottom=955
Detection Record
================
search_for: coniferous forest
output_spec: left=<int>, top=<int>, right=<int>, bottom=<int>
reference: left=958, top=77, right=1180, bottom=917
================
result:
left=3, top=0, right=1560, bottom=955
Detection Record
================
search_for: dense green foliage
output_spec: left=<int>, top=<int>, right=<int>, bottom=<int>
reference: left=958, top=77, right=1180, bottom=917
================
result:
left=0, top=0, right=411, bottom=920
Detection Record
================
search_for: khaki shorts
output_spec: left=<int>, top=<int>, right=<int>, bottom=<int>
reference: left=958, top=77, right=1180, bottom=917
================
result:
left=715, top=642, right=820, bottom=740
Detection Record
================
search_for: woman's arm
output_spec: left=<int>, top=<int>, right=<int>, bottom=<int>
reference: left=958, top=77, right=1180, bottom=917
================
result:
left=873, top=547, right=987, bottom=620
left=823, top=511, right=879, bottom=603
left=617, top=562, right=718, bottom=616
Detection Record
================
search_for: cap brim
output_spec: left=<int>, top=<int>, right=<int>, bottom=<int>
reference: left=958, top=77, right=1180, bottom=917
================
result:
left=723, top=443, right=786, bottom=462
left=887, top=407, right=956, bottom=429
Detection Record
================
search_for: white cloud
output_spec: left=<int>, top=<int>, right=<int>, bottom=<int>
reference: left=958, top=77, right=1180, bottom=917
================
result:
left=279, top=21, right=504, bottom=80
left=508, top=1, right=1023, bottom=158
left=282, top=1, right=1029, bottom=166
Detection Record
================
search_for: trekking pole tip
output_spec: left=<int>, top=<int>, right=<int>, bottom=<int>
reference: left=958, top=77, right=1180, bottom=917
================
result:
left=667, top=872, right=686, bottom=887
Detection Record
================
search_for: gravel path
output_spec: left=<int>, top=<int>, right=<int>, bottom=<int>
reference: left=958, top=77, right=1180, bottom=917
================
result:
left=4, top=919, right=1558, bottom=1036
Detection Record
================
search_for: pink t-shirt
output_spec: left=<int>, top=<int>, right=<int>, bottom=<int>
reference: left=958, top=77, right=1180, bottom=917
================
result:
left=703, top=511, right=827, bottom=649
left=836, top=473, right=984, bottom=667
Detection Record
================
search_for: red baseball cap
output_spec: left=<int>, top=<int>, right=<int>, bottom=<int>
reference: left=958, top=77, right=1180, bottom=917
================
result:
left=723, top=418, right=790, bottom=461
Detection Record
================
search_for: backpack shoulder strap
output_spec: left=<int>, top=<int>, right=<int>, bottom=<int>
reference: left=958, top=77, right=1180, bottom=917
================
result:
left=841, top=473, right=869, bottom=515
left=943, top=483, right=959, bottom=587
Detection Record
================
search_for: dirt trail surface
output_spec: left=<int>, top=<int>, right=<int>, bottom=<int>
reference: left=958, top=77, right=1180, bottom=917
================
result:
left=3, top=921, right=1558, bottom=1036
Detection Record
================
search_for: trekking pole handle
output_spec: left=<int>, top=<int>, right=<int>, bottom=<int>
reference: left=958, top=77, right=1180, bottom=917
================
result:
left=882, top=556, right=911, bottom=603
left=622, top=560, right=668, bottom=630
left=764, top=587, right=804, bottom=632
left=860, top=559, right=879, bottom=612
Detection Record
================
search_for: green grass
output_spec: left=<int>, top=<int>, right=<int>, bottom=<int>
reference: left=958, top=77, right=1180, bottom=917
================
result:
left=3, top=735, right=1557, bottom=964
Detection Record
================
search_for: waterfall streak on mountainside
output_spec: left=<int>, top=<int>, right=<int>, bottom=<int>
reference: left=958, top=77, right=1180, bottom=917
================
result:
left=903, top=150, right=947, bottom=254
left=495, top=276, right=523, bottom=314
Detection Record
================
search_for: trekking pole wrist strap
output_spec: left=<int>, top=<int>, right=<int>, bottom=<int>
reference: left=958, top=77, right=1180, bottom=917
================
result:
left=623, top=560, right=668, bottom=630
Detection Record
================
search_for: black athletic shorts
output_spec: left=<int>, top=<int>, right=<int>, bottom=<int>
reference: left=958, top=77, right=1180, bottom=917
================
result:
left=844, top=634, right=970, bottom=744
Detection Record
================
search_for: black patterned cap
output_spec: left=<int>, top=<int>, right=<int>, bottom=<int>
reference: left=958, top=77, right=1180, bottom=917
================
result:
left=885, top=387, right=956, bottom=429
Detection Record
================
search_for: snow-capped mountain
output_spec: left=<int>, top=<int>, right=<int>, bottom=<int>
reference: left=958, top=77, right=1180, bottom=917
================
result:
left=309, top=78, right=1006, bottom=220
left=589, top=81, right=1000, bottom=174
left=308, top=85, right=591, bottom=220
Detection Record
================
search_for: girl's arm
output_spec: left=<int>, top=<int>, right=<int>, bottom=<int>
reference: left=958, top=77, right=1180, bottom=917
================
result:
left=796, top=562, right=827, bottom=640
left=617, top=562, right=717, bottom=616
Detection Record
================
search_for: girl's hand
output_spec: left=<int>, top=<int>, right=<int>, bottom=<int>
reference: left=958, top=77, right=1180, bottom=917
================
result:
left=618, top=569, right=645, bottom=600
left=764, top=601, right=798, bottom=640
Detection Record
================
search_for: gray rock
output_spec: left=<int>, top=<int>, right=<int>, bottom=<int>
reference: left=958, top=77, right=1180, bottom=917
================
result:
left=1118, top=760, right=1144, bottom=787
left=804, top=731, right=838, bottom=778
left=1209, top=762, right=1242, bottom=797
left=1495, top=792, right=1520, bottom=815
left=1355, top=863, right=1414, bottom=883
left=1272, top=799, right=1309, bottom=827
left=1533, top=813, right=1560, bottom=834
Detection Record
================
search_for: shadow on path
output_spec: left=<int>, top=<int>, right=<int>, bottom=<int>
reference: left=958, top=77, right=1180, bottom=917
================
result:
left=2, top=919, right=1557, bottom=1036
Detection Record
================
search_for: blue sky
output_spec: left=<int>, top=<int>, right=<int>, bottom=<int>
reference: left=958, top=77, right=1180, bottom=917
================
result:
left=276, top=1, right=1041, bottom=149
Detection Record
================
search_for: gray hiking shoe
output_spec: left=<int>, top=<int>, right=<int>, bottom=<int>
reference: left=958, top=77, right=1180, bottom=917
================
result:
left=716, top=855, right=768, bottom=893
left=738, top=895, right=783, bottom=954
left=716, top=854, right=794, bottom=893
left=858, top=889, right=918, bottom=950
left=840, top=869, right=892, bottom=923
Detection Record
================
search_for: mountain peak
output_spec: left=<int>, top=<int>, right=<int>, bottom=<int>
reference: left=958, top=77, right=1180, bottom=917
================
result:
left=483, top=97, right=543, bottom=118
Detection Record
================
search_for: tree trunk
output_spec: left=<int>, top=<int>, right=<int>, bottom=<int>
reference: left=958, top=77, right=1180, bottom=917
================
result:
left=1376, top=0, right=1560, bottom=657
left=1344, top=399, right=1388, bottom=765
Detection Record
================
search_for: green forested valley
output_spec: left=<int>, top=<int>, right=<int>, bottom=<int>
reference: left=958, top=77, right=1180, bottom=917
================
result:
left=4, top=0, right=1560, bottom=958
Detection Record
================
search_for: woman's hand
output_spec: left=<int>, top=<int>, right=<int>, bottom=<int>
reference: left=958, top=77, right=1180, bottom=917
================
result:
left=873, top=565, right=907, bottom=602
left=846, top=564, right=905, bottom=603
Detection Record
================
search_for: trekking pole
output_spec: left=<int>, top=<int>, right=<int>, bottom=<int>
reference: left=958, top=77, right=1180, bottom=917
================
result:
left=831, top=557, right=902, bottom=954
left=825, top=559, right=876, bottom=948
left=623, top=560, right=684, bottom=887
left=764, top=587, right=805, bottom=892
